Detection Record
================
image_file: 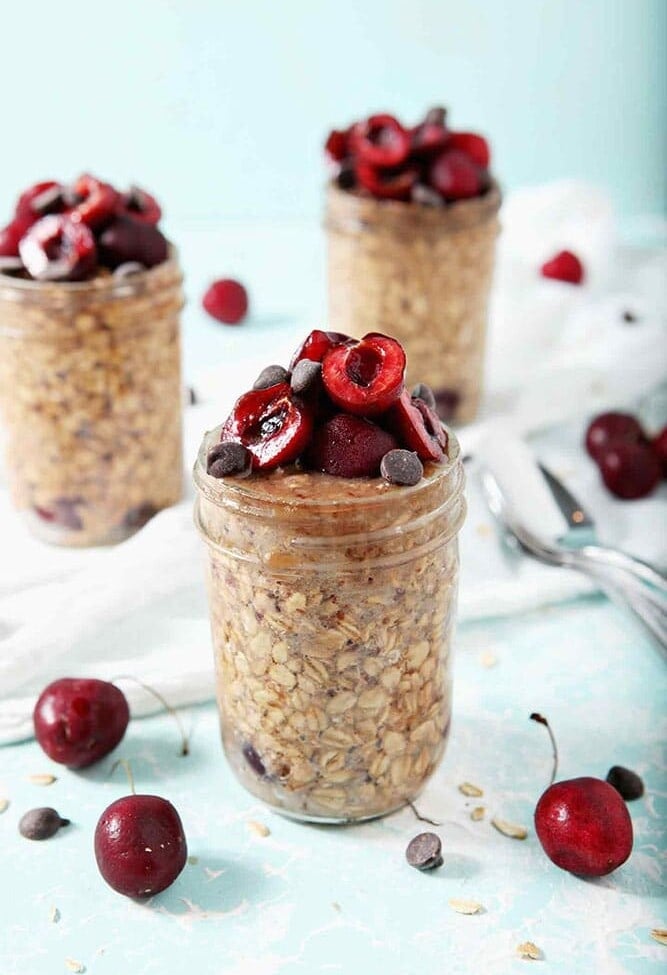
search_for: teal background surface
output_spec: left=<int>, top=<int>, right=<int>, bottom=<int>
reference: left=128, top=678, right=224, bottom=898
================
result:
left=1, top=0, right=665, bottom=224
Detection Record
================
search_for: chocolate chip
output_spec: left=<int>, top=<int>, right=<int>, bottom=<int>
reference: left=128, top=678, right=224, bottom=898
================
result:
left=434, top=387, right=460, bottom=420
left=412, top=382, right=437, bottom=411
left=411, top=183, right=443, bottom=207
left=336, top=161, right=356, bottom=190
left=424, top=106, right=447, bottom=127
left=126, top=185, right=148, bottom=212
left=113, top=261, right=146, bottom=278
left=606, top=765, right=644, bottom=801
left=252, top=365, right=289, bottom=390
left=0, top=256, right=25, bottom=276
left=123, top=502, right=157, bottom=530
left=242, top=742, right=267, bottom=778
left=30, top=185, right=66, bottom=217
left=19, top=807, right=70, bottom=841
left=290, top=359, right=322, bottom=395
left=207, top=441, right=251, bottom=478
left=406, top=831, right=443, bottom=871
left=187, top=386, right=199, bottom=405
left=622, top=310, right=639, bottom=324
left=381, top=449, right=423, bottom=486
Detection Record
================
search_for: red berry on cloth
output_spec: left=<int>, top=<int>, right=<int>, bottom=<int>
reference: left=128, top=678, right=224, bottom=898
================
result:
left=599, top=442, right=661, bottom=500
left=203, top=278, right=249, bottom=325
left=540, top=250, right=585, bottom=285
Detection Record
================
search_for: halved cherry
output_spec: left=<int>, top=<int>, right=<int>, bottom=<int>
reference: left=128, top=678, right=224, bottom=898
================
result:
left=98, top=217, right=168, bottom=269
left=411, top=118, right=450, bottom=158
left=14, top=181, right=61, bottom=220
left=324, top=129, right=350, bottom=165
left=351, top=114, right=411, bottom=169
left=356, top=161, right=419, bottom=201
left=220, top=382, right=313, bottom=471
left=321, top=333, right=405, bottom=416
left=388, top=388, right=448, bottom=462
left=448, top=132, right=491, bottom=168
left=69, top=174, right=120, bottom=230
left=19, top=215, right=97, bottom=282
left=289, top=329, right=351, bottom=370
left=305, top=413, right=398, bottom=478
left=116, top=185, right=162, bottom=225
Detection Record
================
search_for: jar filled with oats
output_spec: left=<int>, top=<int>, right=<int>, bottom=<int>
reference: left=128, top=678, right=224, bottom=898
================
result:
left=324, top=107, right=501, bottom=425
left=194, top=329, right=466, bottom=823
left=0, top=174, right=184, bottom=546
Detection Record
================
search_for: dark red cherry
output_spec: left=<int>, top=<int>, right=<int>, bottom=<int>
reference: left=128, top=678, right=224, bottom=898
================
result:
left=98, top=217, right=168, bottom=270
left=69, top=174, right=120, bottom=230
left=289, top=329, right=351, bottom=370
left=651, top=426, right=667, bottom=477
left=202, top=278, right=249, bottom=324
left=116, top=185, right=162, bottom=225
left=448, top=131, right=491, bottom=168
left=387, top=388, right=448, bottom=462
left=94, top=794, right=187, bottom=897
left=351, top=114, right=411, bottom=168
left=321, top=333, right=405, bottom=416
left=220, top=382, right=314, bottom=470
left=33, top=677, right=129, bottom=769
left=305, top=413, right=398, bottom=477
left=534, top=777, right=633, bottom=877
left=541, top=250, right=585, bottom=285
left=356, top=161, right=419, bottom=201
left=428, top=148, right=484, bottom=201
left=14, top=180, right=61, bottom=220
left=598, top=442, right=661, bottom=500
left=585, top=412, right=644, bottom=461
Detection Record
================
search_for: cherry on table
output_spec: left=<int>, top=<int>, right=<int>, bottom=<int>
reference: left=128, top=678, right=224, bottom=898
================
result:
left=94, top=793, right=187, bottom=897
left=584, top=411, right=644, bottom=461
left=33, top=677, right=129, bottom=769
left=599, top=441, right=661, bottom=500
left=203, top=278, right=248, bottom=325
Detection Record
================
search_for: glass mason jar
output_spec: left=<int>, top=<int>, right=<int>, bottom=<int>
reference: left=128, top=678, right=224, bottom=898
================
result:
left=325, top=181, right=501, bottom=425
left=194, top=427, right=466, bottom=823
left=0, top=256, right=184, bottom=546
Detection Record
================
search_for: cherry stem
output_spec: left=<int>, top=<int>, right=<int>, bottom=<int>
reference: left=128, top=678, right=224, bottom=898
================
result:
left=530, top=712, right=558, bottom=786
left=110, top=758, right=136, bottom=795
left=112, top=675, right=189, bottom=756
left=407, top=800, right=442, bottom=827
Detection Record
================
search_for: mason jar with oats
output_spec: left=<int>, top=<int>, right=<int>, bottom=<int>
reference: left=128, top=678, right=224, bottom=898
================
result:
left=324, top=107, right=501, bottom=425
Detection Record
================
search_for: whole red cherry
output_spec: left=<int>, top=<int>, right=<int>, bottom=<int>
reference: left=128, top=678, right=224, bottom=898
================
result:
left=651, top=426, right=667, bottom=477
left=94, top=794, right=187, bottom=897
left=585, top=411, right=645, bottom=461
left=535, top=777, right=633, bottom=876
left=33, top=678, right=130, bottom=768
left=203, top=278, right=248, bottom=324
left=599, top=442, right=661, bottom=500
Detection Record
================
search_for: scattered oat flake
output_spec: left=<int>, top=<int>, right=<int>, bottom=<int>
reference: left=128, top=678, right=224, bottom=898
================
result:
left=248, top=820, right=270, bottom=837
left=459, top=782, right=483, bottom=797
left=187, top=855, right=199, bottom=865
left=0, top=798, right=9, bottom=813
left=492, top=816, right=528, bottom=839
left=480, top=651, right=497, bottom=668
left=476, top=523, right=493, bottom=537
left=65, top=959, right=85, bottom=973
left=449, top=898, right=483, bottom=915
left=650, top=929, right=667, bottom=946
left=49, top=906, right=60, bottom=923
left=332, top=902, right=341, bottom=913
left=29, top=773, right=57, bottom=786
left=517, top=941, right=542, bottom=960
left=471, top=806, right=485, bottom=821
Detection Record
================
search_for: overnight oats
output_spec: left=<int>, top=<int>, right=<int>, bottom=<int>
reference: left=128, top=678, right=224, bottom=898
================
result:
left=0, top=175, right=184, bottom=545
left=324, top=107, right=501, bottom=424
left=194, top=329, right=466, bottom=822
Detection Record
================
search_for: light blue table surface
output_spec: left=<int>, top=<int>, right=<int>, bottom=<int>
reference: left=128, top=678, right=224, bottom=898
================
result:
left=1, top=596, right=665, bottom=975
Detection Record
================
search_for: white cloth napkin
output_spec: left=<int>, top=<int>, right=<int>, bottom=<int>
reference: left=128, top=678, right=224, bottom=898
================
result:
left=1, top=180, right=665, bottom=744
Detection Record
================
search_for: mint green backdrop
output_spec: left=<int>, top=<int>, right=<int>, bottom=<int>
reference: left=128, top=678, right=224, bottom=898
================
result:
left=1, top=0, right=665, bottom=223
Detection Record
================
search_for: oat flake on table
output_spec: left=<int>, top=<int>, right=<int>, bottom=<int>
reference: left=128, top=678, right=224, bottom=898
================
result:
left=650, top=929, right=667, bottom=946
left=448, top=898, right=484, bottom=915
left=28, top=773, right=57, bottom=786
left=459, top=782, right=483, bottom=797
left=516, top=941, right=542, bottom=960
left=492, top=816, right=528, bottom=839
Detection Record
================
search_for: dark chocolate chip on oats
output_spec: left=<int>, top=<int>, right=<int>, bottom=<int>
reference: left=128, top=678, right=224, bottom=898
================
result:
left=290, top=359, right=322, bottom=396
left=412, top=382, right=437, bottom=411
left=19, top=807, right=70, bottom=841
left=381, top=449, right=423, bottom=486
left=606, top=765, right=644, bottom=801
left=406, top=831, right=443, bottom=871
left=253, top=364, right=290, bottom=391
left=207, top=441, right=251, bottom=478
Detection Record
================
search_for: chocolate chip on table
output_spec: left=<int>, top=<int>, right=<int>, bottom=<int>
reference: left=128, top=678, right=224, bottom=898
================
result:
left=253, top=365, right=290, bottom=391
left=411, top=183, right=443, bottom=207
left=19, top=807, right=70, bottom=841
left=290, top=359, right=322, bottom=396
left=606, top=765, right=644, bottom=801
left=207, top=441, right=251, bottom=478
left=187, top=386, right=199, bottom=405
left=113, top=261, right=146, bottom=278
left=406, top=831, right=443, bottom=871
left=381, top=449, right=423, bottom=486
left=411, top=383, right=437, bottom=411
left=622, top=310, right=639, bottom=324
